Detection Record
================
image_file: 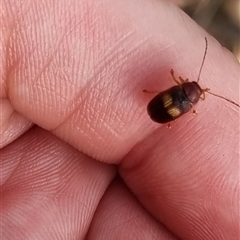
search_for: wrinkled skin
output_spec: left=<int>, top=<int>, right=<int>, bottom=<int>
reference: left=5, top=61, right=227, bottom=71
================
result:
left=1, top=0, right=239, bottom=239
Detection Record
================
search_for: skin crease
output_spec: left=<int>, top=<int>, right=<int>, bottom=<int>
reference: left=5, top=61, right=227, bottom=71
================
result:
left=0, top=0, right=239, bottom=240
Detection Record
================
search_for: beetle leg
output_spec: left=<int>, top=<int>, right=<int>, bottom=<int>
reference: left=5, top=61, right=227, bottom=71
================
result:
left=191, top=109, right=197, bottom=115
left=203, top=88, right=210, bottom=92
left=200, top=94, right=205, bottom=101
left=189, top=103, right=197, bottom=115
left=179, top=77, right=189, bottom=83
left=167, top=123, right=171, bottom=129
left=143, top=89, right=159, bottom=94
left=200, top=89, right=209, bottom=100
left=170, top=69, right=181, bottom=85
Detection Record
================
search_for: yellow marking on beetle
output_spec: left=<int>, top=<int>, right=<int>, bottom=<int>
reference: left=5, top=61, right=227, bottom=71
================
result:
left=162, top=94, right=173, bottom=108
left=167, top=107, right=181, bottom=117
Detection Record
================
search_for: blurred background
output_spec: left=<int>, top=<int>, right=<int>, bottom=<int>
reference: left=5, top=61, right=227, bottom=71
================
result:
left=169, top=0, right=240, bottom=62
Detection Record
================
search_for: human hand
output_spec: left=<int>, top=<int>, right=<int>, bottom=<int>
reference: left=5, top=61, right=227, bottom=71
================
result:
left=1, top=0, right=239, bottom=239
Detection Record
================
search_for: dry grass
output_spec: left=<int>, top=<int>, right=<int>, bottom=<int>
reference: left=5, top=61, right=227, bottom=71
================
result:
left=169, top=0, right=240, bottom=62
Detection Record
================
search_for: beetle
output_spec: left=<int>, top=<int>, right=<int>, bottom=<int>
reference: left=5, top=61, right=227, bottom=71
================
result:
left=144, top=37, right=240, bottom=124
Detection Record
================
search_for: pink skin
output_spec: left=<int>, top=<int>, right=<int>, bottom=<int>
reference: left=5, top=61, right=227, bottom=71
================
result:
left=1, top=0, right=239, bottom=239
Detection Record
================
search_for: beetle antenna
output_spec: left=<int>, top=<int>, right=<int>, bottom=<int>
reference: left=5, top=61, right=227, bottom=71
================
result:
left=197, top=37, right=208, bottom=83
left=204, top=89, right=240, bottom=108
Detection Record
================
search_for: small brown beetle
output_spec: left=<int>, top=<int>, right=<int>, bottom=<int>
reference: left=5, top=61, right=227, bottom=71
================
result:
left=144, top=37, right=240, bottom=124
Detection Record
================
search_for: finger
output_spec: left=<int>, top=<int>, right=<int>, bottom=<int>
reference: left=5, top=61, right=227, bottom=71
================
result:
left=2, top=0, right=239, bottom=239
left=120, top=123, right=239, bottom=239
left=0, top=98, right=33, bottom=148
left=87, top=177, right=179, bottom=240
left=120, top=64, right=239, bottom=240
left=3, top=0, right=238, bottom=161
left=0, top=127, right=116, bottom=239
